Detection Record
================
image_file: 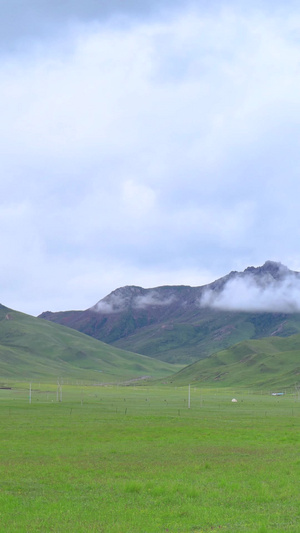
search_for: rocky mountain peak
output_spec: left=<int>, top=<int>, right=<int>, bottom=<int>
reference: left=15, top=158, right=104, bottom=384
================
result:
left=92, top=285, right=145, bottom=313
left=243, top=261, right=291, bottom=280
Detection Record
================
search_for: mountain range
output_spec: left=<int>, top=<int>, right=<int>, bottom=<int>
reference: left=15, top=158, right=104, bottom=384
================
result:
left=1, top=260, right=300, bottom=387
left=39, top=261, right=300, bottom=364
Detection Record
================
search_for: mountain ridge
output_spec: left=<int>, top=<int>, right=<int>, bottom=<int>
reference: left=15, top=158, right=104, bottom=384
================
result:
left=39, top=261, right=300, bottom=364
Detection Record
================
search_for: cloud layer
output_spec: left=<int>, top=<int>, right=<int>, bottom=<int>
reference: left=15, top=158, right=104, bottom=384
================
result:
left=1, top=1, right=300, bottom=314
left=95, top=289, right=176, bottom=313
left=201, top=272, right=300, bottom=313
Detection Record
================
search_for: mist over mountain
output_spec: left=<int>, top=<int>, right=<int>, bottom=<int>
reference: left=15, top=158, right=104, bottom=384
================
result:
left=39, top=261, right=300, bottom=364
left=200, top=261, right=300, bottom=313
left=93, top=286, right=178, bottom=314
left=92, top=261, right=300, bottom=314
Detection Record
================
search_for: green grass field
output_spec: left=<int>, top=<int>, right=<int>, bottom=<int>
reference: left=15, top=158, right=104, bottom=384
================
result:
left=1, top=383, right=300, bottom=532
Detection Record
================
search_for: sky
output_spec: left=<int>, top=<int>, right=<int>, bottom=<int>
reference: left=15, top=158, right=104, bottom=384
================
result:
left=1, top=0, right=300, bottom=316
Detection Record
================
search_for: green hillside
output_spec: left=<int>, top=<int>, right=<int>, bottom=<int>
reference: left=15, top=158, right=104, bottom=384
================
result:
left=41, top=304, right=300, bottom=364
left=169, top=334, right=300, bottom=389
left=0, top=305, right=179, bottom=382
left=111, top=310, right=300, bottom=363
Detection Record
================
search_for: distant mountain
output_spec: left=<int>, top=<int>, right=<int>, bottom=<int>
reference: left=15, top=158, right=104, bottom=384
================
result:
left=39, top=261, right=300, bottom=364
left=0, top=304, right=177, bottom=381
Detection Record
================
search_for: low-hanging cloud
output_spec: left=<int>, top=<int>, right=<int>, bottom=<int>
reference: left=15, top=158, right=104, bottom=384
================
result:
left=200, top=272, right=300, bottom=313
left=94, top=293, right=128, bottom=314
left=133, top=292, right=175, bottom=309
left=95, top=289, right=176, bottom=313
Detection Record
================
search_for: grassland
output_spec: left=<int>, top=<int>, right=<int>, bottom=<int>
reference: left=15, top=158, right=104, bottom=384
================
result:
left=0, top=305, right=178, bottom=382
left=1, top=383, right=300, bottom=532
left=170, top=334, right=300, bottom=389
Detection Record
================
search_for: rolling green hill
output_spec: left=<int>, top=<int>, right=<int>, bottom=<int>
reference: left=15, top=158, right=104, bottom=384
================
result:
left=169, top=334, right=300, bottom=389
left=0, top=304, right=179, bottom=382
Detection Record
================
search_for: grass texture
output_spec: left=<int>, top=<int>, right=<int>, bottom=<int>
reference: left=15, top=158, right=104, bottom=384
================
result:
left=0, top=384, right=300, bottom=532
left=170, top=333, right=300, bottom=388
left=0, top=305, right=177, bottom=382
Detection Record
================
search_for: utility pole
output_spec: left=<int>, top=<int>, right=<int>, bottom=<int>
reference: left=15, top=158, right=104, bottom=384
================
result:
left=57, top=378, right=63, bottom=402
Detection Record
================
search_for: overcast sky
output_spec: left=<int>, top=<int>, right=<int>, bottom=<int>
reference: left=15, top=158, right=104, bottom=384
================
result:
left=1, top=0, right=300, bottom=315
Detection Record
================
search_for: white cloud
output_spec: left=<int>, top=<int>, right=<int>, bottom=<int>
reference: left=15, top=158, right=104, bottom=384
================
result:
left=122, top=180, right=157, bottom=217
left=95, top=289, right=176, bottom=313
left=134, top=291, right=175, bottom=309
left=200, top=272, right=300, bottom=313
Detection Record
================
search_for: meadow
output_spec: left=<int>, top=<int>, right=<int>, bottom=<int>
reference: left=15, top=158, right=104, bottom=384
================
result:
left=0, top=383, right=300, bottom=532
